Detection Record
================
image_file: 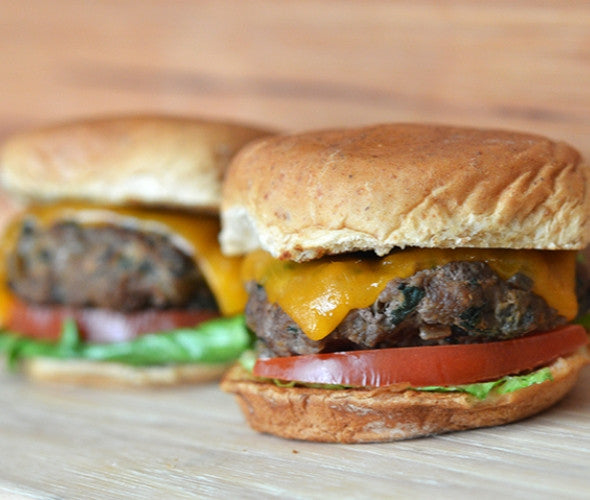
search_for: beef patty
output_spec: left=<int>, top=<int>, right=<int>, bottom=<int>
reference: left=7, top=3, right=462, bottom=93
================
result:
left=246, top=261, right=567, bottom=357
left=7, top=217, right=218, bottom=312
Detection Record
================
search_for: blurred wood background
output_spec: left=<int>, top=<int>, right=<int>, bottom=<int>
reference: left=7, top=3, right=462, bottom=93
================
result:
left=1, top=0, right=589, bottom=159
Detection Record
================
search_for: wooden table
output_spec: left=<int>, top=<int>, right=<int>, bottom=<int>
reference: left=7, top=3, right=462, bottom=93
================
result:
left=1, top=1, right=590, bottom=498
left=1, top=367, right=589, bottom=499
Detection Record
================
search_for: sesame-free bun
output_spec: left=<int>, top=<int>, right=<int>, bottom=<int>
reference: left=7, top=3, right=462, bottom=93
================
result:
left=19, top=357, right=233, bottom=388
left=1, top=115, right=272, bottom=210
left=221, top=123, right=589, bottom=261
left=221, top=349, right=589, bottom=443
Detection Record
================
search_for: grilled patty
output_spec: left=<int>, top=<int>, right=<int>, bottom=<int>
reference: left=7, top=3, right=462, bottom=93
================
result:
left=7, top=218, right=217, bottom=312
left=246, top=261, right=567, bottom=357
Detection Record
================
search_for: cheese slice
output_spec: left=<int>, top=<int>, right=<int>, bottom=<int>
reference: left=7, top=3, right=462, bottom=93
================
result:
left=242, top=248, right=578, bottom=341
left=0, top=203, right=247, bottom=320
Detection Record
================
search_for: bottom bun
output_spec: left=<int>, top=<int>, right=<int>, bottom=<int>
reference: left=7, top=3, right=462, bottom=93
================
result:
left=221, top=349, right=589, bottom=443
left=20, top=357, right=232, bottom=388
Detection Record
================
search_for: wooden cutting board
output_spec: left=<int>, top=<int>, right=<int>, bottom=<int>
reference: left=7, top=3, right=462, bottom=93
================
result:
left=0, top=365, right=589, bottom=498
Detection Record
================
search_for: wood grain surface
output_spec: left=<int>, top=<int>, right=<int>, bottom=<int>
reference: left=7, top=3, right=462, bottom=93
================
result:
left=1, top=1, right=590, bottom=157
left=0, top=366, right=589, bottom=499
left=1, top=1, right=590, bottom=498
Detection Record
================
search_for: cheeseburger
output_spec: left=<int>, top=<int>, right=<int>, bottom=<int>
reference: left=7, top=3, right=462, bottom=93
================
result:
left=220, top=123, right=590, bottom=443
left=0, top=115, right=272, bottom=386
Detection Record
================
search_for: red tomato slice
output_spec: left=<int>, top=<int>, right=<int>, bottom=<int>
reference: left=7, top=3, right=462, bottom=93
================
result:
left=6, top=298, right=219, bottom=343
left=253, top=325, right=589, bottom=387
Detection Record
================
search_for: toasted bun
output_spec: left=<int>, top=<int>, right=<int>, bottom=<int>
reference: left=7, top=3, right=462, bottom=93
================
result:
left=221, top=124, right=589, bottom=261
left=221, top=349, right=589, bottom=443
left=18, top=357, right=232, bottom=388
left=1, top=115, right=272, bottom=210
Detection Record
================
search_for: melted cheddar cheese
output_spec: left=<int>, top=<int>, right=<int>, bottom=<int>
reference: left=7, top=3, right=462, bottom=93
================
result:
left=0, top=203, right=247, bottom=320
left=242, top=248, right=578, bottom=341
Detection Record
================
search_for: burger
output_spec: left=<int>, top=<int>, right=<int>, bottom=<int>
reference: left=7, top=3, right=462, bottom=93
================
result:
left=220, top=123, right=590, bottom=443
left=0, top=115, right=273, bottom=386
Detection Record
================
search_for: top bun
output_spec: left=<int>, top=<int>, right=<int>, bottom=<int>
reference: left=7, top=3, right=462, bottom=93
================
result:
left=221, top=123, right=590, bottom=261
left=0, top=115, right=273, bottom=210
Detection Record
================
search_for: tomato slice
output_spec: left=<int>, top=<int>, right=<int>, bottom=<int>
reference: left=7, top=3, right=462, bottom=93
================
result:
left=253, top=325, right=589, bottom=387
left=6, top=298, right=219, bottom=343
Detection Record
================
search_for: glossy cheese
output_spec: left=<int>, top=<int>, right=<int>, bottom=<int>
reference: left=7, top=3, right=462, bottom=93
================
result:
left=242, top=248, right=578, bottom=341
left=0, top=203, right=247, bottom=320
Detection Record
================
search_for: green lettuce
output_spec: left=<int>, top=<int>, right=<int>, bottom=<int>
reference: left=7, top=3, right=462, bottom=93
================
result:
left=414, top=368, right=553, bottom=399
left=576, top=312, right=590, bottom=331
left=0, top=315, right=253, bottom=369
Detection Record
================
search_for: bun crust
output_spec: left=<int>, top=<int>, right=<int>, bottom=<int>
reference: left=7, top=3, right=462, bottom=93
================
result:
left=20, top=357, right=232, bottom=387
left=221, top=349, right=589, bottom=443
left=221, top=124, right=589, bottom=261
left=1, top=115, right=272, bottom=210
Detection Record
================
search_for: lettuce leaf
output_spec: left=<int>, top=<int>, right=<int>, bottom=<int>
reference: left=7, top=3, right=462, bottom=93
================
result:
left=238, top=349, right=258, bottom=372
left=0, top=315, right=253, bottom=368
left=576, top=312, right=590, bottom=331
left=414, top=368, right=553, bottom=399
